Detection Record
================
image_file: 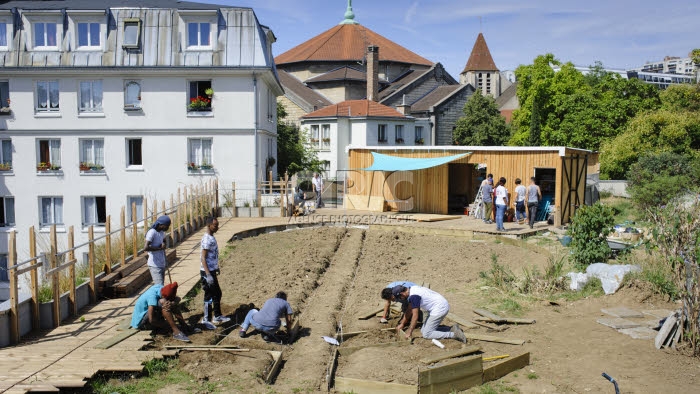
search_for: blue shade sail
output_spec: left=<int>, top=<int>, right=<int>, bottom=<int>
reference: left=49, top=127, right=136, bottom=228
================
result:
left=359, top=152, right=471, bottom=171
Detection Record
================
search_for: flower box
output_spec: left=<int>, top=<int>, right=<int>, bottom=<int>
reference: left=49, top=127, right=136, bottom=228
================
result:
left=0, top=163, right=12, bottom=171
left=188, top=96, right=212, bottom=112
left=415, top=138, right=425, bottom=145
left=395, top=138, right=405, bottom=144
left=0, top=107, right=11, bottom=116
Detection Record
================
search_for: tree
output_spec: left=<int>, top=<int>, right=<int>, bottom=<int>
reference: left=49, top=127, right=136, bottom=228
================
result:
left=626, top=152, right=700, bottom=209
left=660, top=84, right=700, bottom=113
left=453, top=90, right=510, bottom=146
left=276, top=103, right=322, bottom=176
left=691, top=48, right=700, bottom=83
left=566, top=203, right=615, bottom=269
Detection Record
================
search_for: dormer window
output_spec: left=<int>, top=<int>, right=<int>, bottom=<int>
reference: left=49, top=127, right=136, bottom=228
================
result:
left=0, top=22, right=8, bottom=49
left=34, top=22, right=57, bottom=49
left=122, top=19, right=141, bottom=49
left=187, top=22, right=211, bottom=48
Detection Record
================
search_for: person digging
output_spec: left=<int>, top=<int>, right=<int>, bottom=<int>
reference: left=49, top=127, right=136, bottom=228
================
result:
left=392, top=285, right=466, bottom=342
left=379, top=281, right=422, bottom=324
left=130, top=282, right=200, bottom=342
left=239, top=291, right=293, bottom=343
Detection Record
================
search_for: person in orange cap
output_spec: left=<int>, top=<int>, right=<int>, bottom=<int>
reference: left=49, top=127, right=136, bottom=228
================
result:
left=130, top=282, right=199, bottom=342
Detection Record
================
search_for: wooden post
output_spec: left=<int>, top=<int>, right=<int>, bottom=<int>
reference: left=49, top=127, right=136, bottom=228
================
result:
left=104, top=216, right=112, bottom=274
left=214, top=179, right=219, bottom=217
left=170, top=194, right=175, bottom=242
left=8, top=231, right=19, bottom=344
left=151, top=199, right=157, bottom=224
left=50, top=225, right=60, bottom=328
left=177, top=187, right=182, bottom=228
left=68, top=226, right=76, bottom=316
left=144, top=198, right=149, bottom=230
left=120, top=207, right=126, bottom=267
left=88, top=226, right=96, bottom=303
left=132, top=202, right=138, bottom=257
left=269, top=171, right=273, bottom=194
left=29, top=226, right=39, bottom=332
left=282, top=172, right=289, bottom=217
left=183, top=187, right=189, bottom=232
left=232, top=182, right=237, bottom=217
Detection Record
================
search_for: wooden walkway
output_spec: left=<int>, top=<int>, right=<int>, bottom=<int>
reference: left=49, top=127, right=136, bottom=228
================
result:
left=0, top=216, right=289, bottom=394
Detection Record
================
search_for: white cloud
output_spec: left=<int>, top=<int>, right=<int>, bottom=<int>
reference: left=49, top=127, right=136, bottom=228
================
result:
left=404, top=1, right=419, bottom=24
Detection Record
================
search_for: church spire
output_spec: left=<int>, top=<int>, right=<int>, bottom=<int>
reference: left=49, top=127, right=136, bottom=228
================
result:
left=339, top=0, right=359, bottom=25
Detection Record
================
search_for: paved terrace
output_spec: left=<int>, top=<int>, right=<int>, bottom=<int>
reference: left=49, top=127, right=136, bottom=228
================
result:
left=0, top=210, right=553, bottom=393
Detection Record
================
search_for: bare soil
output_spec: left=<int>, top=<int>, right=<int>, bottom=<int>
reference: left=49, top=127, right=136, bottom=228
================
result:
left=143, top=226, right=697, bottom=393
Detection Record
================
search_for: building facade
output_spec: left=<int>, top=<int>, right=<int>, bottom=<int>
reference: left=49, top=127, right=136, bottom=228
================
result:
left=0, top=0, right=282, bottom=300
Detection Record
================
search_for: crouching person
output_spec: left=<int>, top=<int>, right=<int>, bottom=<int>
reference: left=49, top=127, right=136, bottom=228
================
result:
left=392, top=285, right=466, bottom=343
left=380, top=280, right=418, bottom=323
left=130, top=282, right=199, bottom=342
left=239, top=291, right=293, bottom=343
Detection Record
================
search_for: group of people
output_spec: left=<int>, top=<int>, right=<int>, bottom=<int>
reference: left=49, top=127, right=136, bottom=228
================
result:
left=480, top=174, right=542, bottom=231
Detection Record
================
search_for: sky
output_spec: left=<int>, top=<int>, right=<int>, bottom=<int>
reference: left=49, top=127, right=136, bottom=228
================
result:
left=200, top=0, right=699, bottom=78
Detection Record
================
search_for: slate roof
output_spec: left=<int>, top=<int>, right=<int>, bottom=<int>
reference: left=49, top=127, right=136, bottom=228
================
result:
left=495, top=82, right=518, bottom=108
left=301, top=100, right=405, bottom=119
left=305, top=67, right=367, bottom=84
left=410, top=85, right=471, bottom=112
left=278, top=71, right=333, bottom=112
left=462, top=33, right=498, bottom=73
left=0, top=0, right=229, bottom=10
left=275, top=23, right=433, bottom=66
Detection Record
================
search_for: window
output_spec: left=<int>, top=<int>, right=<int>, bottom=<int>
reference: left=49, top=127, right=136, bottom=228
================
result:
left=395, top=125, right=404, bottom=143
left=82, top=196, right=106, bottom=227
left=122, top=19, right=141, bottom=48
left=321, top=161, right=331, bottom=179
left=0, top=197, right=15, bottom=227
left=267, top=91, right=275, bottom=121
left=80, top=139, right=104, bottom=168
left=0, top=254, right=7, bottom=282
left=188, top=80, right=212, bottom=111
left=0, top=23, right=7, bottom=48
left=34, top=22, right=57, bottom=48
left=187, top=22, right=210, bottom=48
left=40, top=197, right=63, bottom=226
left=310, top=125, right=320, bottom=147
left=127, top=196, right=143, bottom=224
left=1, top=139, right=11, bottom=169
left=378, top=124, right=387, bottom=142
left=124, top=80, right=141, bottom=110
left=79, top=80, right=103, bottom=113
left=188, top=138, right=212, bottom=167
left=415, top=126, right=423, bottom=143
left=38, top=139, right=61, bottom=168
left=36, top=80, right=59, bottom=112
left=126, top=138, right=142, bottom=166
left=0, top=81, right=9, bottom=111
left=77, top=22, right=100, bottom=48
left=321, top=124, right=330, bottom=149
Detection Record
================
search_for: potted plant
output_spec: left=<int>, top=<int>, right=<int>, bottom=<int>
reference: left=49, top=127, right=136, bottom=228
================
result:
left=322, top=137, right=331, bottom=143
left=90, top=164, right=104, bottom=171
left=50, top=163, right=61, bottom=170
left=205, top=88, right=214, bottom=98
left=187, top=162, right=198, bottom=170
left=395, top=138, right=404, bottom=144
left=310, top=138, right=319, bottom=143
left=188, top=96, right=211, bottom=111
left=79, top=162, right=91, bottom=171
left=415, top=138, right=425, bottom=145
left=0, top=162, right=11, bottom=171
left=37, top=162, right=50, bottom=171
left=200, top=162, right=213, bottom=170
left=0, top=98, right=10, bottom=115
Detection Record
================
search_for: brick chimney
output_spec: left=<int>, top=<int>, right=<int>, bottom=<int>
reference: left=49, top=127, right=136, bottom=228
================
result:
left=396, top=94, right=411, bottom=115
left=366, top=45, right=379, bottom=102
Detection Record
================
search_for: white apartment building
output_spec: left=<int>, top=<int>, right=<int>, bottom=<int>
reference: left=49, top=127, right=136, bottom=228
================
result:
left=0, top=0, right=282, bottom=300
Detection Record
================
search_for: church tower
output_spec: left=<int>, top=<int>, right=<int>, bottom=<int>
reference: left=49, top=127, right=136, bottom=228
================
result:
left=459, top=33, right=501, bottom=98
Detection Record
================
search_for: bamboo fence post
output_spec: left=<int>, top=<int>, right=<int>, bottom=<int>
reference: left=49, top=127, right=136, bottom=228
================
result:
left=120, top=207, right=126, bottom=266
left=68, top=226, right=76, bottom=316
left=232, top=182, right=237, bottom=217
left=132, top=202, right=138, bottom=257
left=29, top=226, right=39, bottom=332
left=8, top=231, right=19, bottom=344
left=104, top=216, right=112, bottom=274
left=50, top=224, right=60, bottom=327
left=88, top=226, right=96, bottom=303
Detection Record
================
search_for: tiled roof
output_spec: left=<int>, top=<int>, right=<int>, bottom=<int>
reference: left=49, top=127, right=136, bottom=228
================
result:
left=495, top=82, right=517, bottom=108
left=410, top=85, right=469, bottom=112
left=305, top=67, right=367, bottom=84
left=301, top=100, right=406, bottom=119
left=378, top=63, right=457, bottom=103
left=278, top=71, right=333, bottom=112
left=462, top=33, right=498, bottom=73
left=275, top=24, right=433, bottom=66
left=0, top=0, right=226, bottom=9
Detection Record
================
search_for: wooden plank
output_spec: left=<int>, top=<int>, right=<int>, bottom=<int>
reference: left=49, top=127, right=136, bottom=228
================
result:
left=94, top=329, right=140, bottom=349
left=265, top=350, right=283, bottom=384
left=475, top=317, right=536, bottom=325
left=358, top=307, right=384, bottom=320
left=164, top=345, right=241, bottom=349
left=338, top=340, right=411, bottom=357
left=179, top=348, right=250, bottom=352
left=482, top=352, right=530, bottom=382
left=335, top=376, right=417, bottom=394
left=419, top=355, right=482, bottom=394
left=446, top=312, right=478, bottom=329
left=419, top=345, right=481, bottom=364
left=327, top=348, right=339, bottom=391
left=483, top=354, right=509, bottom=362
left=471, top=320, right=508, bottom=332
left=463, top=333, right=525, bottom=346
left=336, top=330, right=368, bottom=340
left=473, top=309, right=505, bottom=323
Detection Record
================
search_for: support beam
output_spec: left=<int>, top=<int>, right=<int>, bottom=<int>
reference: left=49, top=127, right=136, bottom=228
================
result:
left=482, top=352, right=530, bottom=382
left=419, top=345, right=482, bottom=364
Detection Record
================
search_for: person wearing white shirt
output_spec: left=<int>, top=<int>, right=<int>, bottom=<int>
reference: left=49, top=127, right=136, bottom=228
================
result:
left=392, top=285, right=466, bottom=342
left=494, top=177, right=509, bottom=232
left=312, top=172, right=325, bottom=208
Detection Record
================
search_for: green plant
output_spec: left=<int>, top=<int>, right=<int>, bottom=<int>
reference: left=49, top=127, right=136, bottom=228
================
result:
left=144, top=358, right=170, bottom=376
left=567, top=203, right=615, bottom=269
left=188, top=96, right=211, bottom=111
left=626, top=152, right=700, bottom=210
left=527, top=372, right=539, bottom=379
left=204, top=87, right=214, bottom=97
left=479, top=254, right=516, bottom=290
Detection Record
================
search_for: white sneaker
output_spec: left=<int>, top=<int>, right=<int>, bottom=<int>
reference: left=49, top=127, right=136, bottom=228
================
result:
left=213, top=315, right=231, bottom=324
left=201, top=319, right=217, bottom=330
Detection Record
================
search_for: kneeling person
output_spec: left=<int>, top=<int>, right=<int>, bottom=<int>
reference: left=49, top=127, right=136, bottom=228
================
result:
left=130, top=282, right=196, bottom=342
left=393, top=285, right=466, bottom=342
left=239, top=292, right=293, bottom=342
left=380, top=281, right=418, bottom=323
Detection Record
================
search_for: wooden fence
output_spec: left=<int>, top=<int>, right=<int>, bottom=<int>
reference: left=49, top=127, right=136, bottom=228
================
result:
left=5, top=180, right=219, bottom=346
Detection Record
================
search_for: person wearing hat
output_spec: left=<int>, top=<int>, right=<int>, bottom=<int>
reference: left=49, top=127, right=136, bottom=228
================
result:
left=379, top=281, right=418, bottom=324
left=392, top=285, right=466, bottom=343
left=200, top=217, right=230, bottom=330
left=239, top=291, right=293, bottom=343
left=145, top=215, right=171, bottom=285
left=130, top=282, right=197, bottom=342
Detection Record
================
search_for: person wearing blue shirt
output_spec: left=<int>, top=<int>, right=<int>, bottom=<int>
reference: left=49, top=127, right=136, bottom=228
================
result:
left=239, top=291, right=293, bottom=343
left=130, top=282, right=198, bottom=342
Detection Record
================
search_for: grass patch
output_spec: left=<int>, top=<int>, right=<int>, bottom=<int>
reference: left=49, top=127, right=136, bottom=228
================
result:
left=560, top=277, right=604, bottom=301
left=621, top=252, right=678, bottom=300
left=600, top=196, right=638, bottom=224
left=527, top=372, right=539, bottom=380
left=90, top=358, right=194, bottom=394
left=474, top=382, right=520, bottom=393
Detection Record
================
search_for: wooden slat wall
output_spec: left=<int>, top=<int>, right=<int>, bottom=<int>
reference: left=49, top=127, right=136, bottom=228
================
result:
left=561, top=148, right=589, bottom=223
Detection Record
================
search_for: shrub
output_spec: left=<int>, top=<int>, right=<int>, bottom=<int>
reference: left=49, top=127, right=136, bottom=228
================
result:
left=567, top=203, right=615, bottom=269
left=626, top=152, right=700, bottom=210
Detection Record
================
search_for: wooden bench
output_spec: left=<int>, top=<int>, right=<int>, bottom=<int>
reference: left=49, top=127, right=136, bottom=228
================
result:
left=100, top=250, right=177, bottom=298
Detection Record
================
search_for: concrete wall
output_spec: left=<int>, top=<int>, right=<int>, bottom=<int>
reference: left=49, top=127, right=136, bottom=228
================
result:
left=598, top=180, right=629, bottom=198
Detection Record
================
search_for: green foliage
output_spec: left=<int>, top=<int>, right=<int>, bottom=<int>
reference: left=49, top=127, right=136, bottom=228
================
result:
left=510, top=54, right=659, bottom=150
left=276, top=103, right=323, bottom=176
left=527, top=372, right=539, bottom=380
left=479, top=253, right=517, bottom=288
left=567, top=203, right=615, bottom=269
left=453, top=90, right=510, bottom=146
left=144, top=358, right=170, bottom=376
left=660, top=84, right=700, bottom=113
left=600, top=110, right=700, bottom=179
left=626, top=152, right=700, bottom=209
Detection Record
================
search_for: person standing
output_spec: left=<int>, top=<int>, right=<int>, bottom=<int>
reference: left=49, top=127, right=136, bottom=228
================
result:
left=494, top=177, right=509, bottom=232
left=239, top=291, right=294, bottom=342
left=200, top=217, right=230, bottom=330
left=481, top=178, right=494, bottom=224
left=527, top=177, right=542, bottom=229
left=312, top=172, right=324, bottom=208
left=514, top=178, right=527, bottom=224
left=393, top=285, right=466, bottom=342
left=145, top=215, right=170, bottom=285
